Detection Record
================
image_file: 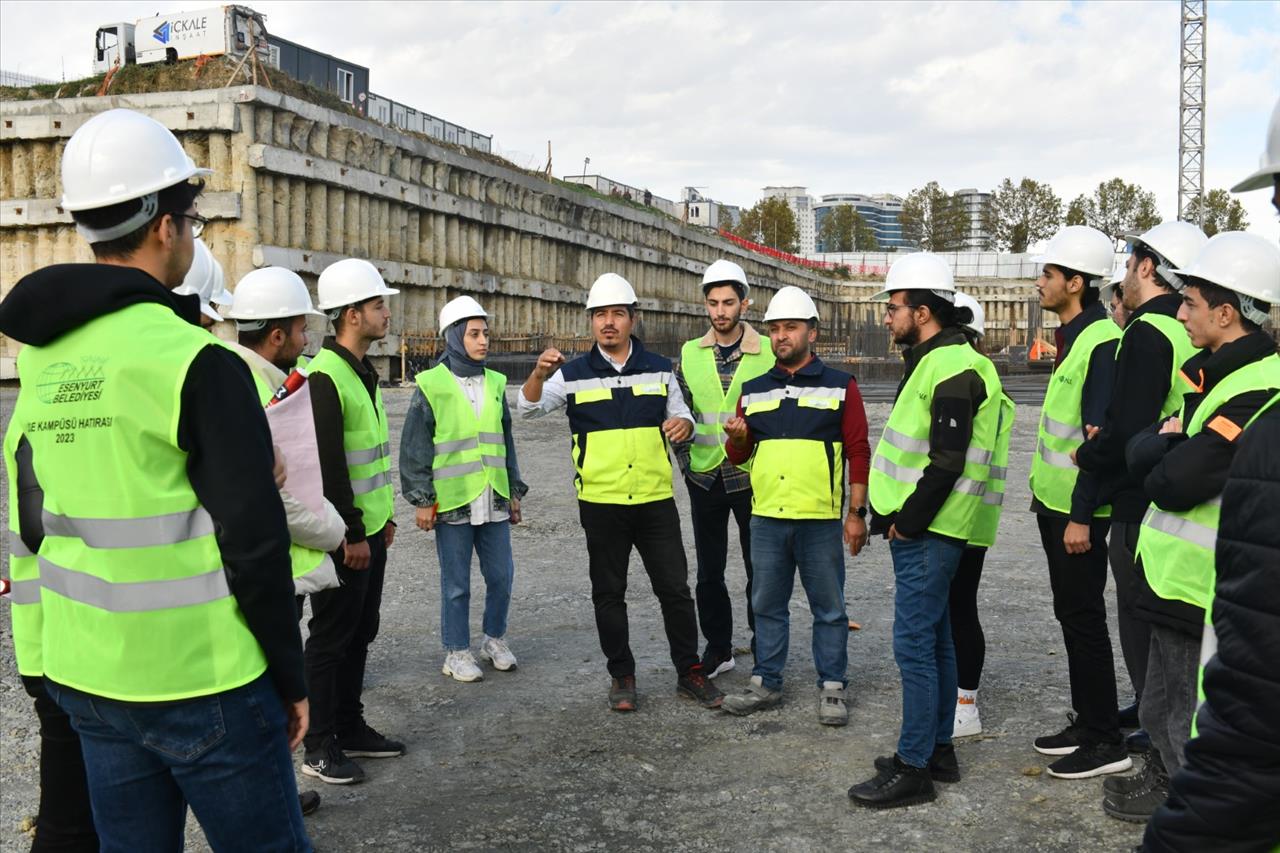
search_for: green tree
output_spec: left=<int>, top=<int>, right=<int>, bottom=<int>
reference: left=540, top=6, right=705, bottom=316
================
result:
left=983, top=177, right=1062, bottom=253
left=1184, top=189, right=1250, bottom=236
left=1065, top=178, right=1162, bottom=242
left=853, top=213, right=878, bottom=251
left=900, top=182, right=969, bottom=251
left=818, top=205, right=879, bottom=252
left=735, top=196, right=799, bottom=253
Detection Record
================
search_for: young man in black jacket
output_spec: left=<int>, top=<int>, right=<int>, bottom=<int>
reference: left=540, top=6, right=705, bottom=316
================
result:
left=1074, top=221, right=1206, bottom=739
left=1107, top=232, right=1280, bottom=824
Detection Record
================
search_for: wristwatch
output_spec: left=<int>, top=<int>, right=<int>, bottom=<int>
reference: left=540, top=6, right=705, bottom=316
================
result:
left=852, top=506, right=868, bottom=519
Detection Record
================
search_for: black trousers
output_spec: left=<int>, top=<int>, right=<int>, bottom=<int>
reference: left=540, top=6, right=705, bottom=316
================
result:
left=304, top=527, right=387, bottom=751
left=1109, top=520, right=1150, bottom=703
left=20, top=675, right=98, bottom=853
left=686, top=475, right=755, bottom=657
left=1038, top=514, right=1121, bottom=742
left=948, top=547, right=987, bottom=691
left=578, top=498, right=700, bottom=679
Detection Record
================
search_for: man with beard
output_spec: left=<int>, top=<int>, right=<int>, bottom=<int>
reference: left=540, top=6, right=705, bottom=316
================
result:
left=675, top=259, right=775, bottom=678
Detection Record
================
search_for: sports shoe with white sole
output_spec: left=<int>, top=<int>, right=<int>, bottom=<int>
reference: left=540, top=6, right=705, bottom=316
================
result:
left=302, top=737, right=365, bottom=785
left=443, top=649, right=484, bottom=682
left=701, top=647, right=736, bottom=679
left=480, top=635, right=517, bottom=671
left=818, top=681, right=848, bottom=726
left=1047, top=740, right=1133, bottom=779
left=953, top=698, right=982, bottom=738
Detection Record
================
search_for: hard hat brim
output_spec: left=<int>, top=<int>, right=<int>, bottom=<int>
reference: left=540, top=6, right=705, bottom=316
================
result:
left=200, top=303, right=224, bottom=322
left=1230, top=166, right=1278, bottom=194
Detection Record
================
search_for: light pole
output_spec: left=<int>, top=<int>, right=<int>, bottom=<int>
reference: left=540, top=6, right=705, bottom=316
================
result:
left=582, top=156, right=590, bottom=185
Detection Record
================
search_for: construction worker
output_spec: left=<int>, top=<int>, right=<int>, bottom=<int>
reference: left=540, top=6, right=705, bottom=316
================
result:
left=1229, top=94, right=1280, bottom=221
left=174, top=237, right=234, bottom=330
left=1074, top=220, right=1207, bottom=752
left=1022, top=225, right=1131, bottom=779
left=947, top=292, right=1016, bottom=739
left=0, top=108, right=310, bottom=849
left=1103, top=232, right=1280, bottom=823
left=848, top=253, right=1003, bottom=809
left=1103, top=261, right=1129, bottom=329
left=302, top=258, right=405, bottom=785
left=674, top=259, right=774, bottom=677
left=518, top=273, right=722, bottom=712
left=718, top=285, right=870, bottom=726
left=400, top=295, right=528, bottom=683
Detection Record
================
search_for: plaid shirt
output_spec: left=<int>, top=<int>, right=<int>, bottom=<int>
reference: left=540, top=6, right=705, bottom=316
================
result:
left=674, top=324, right=764, bottom=494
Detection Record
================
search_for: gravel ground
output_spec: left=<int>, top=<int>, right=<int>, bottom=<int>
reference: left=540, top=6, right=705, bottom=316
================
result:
left=1, top=383, right=1145, bottom=852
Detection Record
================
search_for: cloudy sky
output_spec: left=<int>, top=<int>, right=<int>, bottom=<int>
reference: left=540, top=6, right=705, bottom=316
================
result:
left=3, top=1, right=1278, bottom=242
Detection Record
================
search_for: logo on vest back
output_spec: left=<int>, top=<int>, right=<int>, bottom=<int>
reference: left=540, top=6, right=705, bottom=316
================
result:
left=36, top=357, right=107, bottom=404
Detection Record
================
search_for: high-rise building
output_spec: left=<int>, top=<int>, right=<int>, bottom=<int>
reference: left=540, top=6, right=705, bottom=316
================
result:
left=813, top=193, right=911, bottom=251
left=953, top=188, right=993, bottom=251
left=761, top=186, right=816, bottom=254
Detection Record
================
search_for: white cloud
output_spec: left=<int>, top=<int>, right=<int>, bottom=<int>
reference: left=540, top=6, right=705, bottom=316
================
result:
left=3, top=0, right=1278, bottom=238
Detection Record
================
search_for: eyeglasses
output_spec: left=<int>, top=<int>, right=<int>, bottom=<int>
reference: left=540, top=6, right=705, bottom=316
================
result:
left=883, top=303, right=916, bottom=316
left=174, top=213, right=208, bottom=238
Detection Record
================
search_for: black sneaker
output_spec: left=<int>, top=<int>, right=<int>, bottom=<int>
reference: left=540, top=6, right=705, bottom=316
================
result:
left=677, top=664, right=724, bottom=709
left=299, top=790, right=321, bottom=816
left=1118, top=701, right=1140, bottom=730
left=302, top=736, right=365, bottom=785
left=1103, top=752, right=1163, bottom=796
left=701, top=647, right=736, bottom=679
left=848, top=755, right=938, bottom=809
left=875, top=743, right=961, bottom=784
left=1034, top=714, right=1088, bottom=756
left=1047, top=740, right=1133, bottom=779
left=340, top=723, right=405, bottom=758
left=1103, top=768, right=1169, bottom=823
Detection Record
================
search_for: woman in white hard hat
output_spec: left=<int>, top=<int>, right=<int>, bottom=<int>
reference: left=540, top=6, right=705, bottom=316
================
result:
left=400, top=295, right=528, bottom=684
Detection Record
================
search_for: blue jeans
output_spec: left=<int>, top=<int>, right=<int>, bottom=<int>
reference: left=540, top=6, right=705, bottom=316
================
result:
left=46, top=674, right=310, bottom=853
left=749, top=516, right=848, bottom=691
left=890, top=535, right=965, bottom=768
left=435, top=520, right=515, bottom=651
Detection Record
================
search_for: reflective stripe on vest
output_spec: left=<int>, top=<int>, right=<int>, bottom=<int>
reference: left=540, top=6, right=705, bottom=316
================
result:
left=1029, top=316, right=1121, bottom=516
left=1116, top=312, right=1200, bottom=419
left=8, top=302, right=268, bottom=701
left=970, top=393, right=1015, bottom=548
left=680, top=334, right=774, bottom=471
left=1136, top=354, right=1280, bottom=610
left=416, top=363, right=510, bottom=512
left=306, top=348, right=395, bottom=531
left=868, top=341, right=1003, bottom=541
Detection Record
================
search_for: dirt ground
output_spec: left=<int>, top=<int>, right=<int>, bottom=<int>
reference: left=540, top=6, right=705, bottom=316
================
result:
left=1, top=384, right=1146, bottom=852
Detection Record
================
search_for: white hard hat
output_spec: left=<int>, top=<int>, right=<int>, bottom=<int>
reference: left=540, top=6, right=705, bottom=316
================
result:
left=316, top=258, right=399, bottom=312
left=763, top=285, right=819, bottom=322
left=61, top=109, right=212, bottom=242
left=1231, top=97, right=1280, bottom=193
left=227, top=267, right=324, bottom=329
left=439, top=295, right=489, bottom=331
left=1100, top=260, right=1127, bottom=305
left=1034, top=225, right=1114, bottom=279
left=173, top=239, right=224, bottom=323
left=1172, top=231, right=1280, bottom=326
left=872, top=252, right=956, bottom=302
left=954, top=291, right=985, bottom=338
left=207, top=253, right=233, bottom=307
left=1122, top=220, right=1208, bottom=289
left=585, top=273, right=638, bottom=310
left=701, top=259, right=749, bottom=298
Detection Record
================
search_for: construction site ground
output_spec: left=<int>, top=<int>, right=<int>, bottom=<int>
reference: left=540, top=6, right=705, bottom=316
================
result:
left=0, top=384, right=1146, bottom=852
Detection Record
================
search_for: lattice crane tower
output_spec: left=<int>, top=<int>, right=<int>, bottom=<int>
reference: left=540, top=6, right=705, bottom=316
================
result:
left=1179, top=0, right=1206, bottom=225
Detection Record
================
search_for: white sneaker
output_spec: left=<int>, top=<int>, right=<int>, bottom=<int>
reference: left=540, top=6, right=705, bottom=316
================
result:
left=479, top=635, right=517, bottom=671
left=442, top=650, right=484, bottom=682
left=953, top=697, right=982, bottom=737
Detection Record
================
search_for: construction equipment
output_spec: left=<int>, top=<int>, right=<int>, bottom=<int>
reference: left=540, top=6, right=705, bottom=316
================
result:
left=92, top=5, right=268, bottom=74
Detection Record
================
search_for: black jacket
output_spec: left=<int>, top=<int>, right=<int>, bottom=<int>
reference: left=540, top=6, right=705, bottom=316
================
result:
left=1143, top=403, right=1280, bottom=853
left=0, top=264, right=306, bottom=703
left=1076, top=292, right=1188, bottom=521
left=871, top=327, right=987, bottom=541
left=1126, top=333, right=1279, bottom=637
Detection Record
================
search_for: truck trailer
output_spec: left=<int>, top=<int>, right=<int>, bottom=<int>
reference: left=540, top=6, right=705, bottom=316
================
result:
left=93, top=5, right=267, bottom=74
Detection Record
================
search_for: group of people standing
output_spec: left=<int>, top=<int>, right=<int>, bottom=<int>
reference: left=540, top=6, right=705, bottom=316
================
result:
left=2, top=97, right=1279, bottom=853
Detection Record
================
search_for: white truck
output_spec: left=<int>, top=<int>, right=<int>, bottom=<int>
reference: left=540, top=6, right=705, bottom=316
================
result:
left=93, top=5, right=267, bottom=74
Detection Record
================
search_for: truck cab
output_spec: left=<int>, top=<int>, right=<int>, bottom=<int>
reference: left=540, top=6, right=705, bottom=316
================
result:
left=93, top=22, right=136, bottom=74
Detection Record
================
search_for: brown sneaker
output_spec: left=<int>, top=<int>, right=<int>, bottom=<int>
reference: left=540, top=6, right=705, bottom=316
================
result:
left=609, top=676, right=637, bottom=712
left=677, top=664, right=724, bottom=709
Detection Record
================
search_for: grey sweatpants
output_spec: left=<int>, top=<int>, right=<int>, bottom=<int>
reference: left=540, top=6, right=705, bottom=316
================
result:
left=1138, top=622, right=1202, bottom=775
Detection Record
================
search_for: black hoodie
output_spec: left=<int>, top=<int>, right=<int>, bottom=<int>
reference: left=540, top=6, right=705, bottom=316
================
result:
left=0, top=264, right=306, bottom=703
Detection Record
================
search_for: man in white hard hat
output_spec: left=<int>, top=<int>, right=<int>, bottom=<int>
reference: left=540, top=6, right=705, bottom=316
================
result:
left=719, top=285, right=870, bottom=728
left=519, top=272, right=722, bottom=712
left=301, top=258, right=405, bottom=785
left=1105, top=232, right=1280, bottom=823
left=946, top=292, right=1016, bottom=741
left=1074, top=220, right=1207, bottom=756
left=673, top=259, right=775, bottom=679
left=174, top=237, right=233, bottom=329
left=1230, top=95, right=1280, bottom=222
left=1025, top=226, right=1132, bottom=780
left=0, top=109, right=310, bottom=848
left=1103, top=262, right=1129, bottom=329
left=849, top=253, right=1003, bottom=809
left=400, top=295, right=528, bottom=683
